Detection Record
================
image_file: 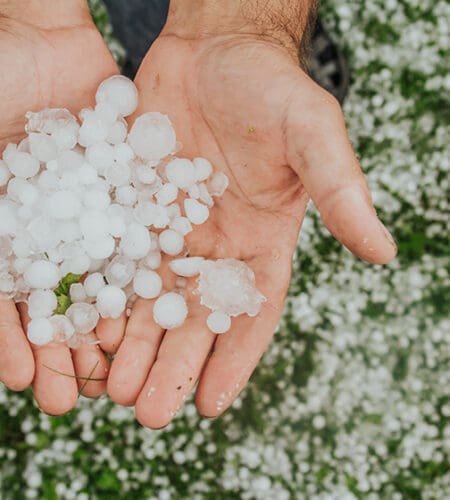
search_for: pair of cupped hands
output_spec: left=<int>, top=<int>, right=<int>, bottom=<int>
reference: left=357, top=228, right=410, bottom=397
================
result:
left=0, top=4, right=396, bottom=428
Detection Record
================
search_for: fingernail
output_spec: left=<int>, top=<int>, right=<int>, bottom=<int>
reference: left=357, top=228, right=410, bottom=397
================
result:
left=380, top=223, right=397, bottom=251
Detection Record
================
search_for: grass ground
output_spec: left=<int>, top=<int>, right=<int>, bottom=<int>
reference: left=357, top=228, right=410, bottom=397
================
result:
left=0, top=0, right=449, bottom=498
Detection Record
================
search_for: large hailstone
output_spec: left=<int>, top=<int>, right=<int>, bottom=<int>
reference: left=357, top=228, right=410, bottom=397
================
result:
left=153, top=292, right=188, bottom=329
left=128, top=112, right=176, bottom=161
left=95, top=75, right=138, bottom=117
left=197, top=259, right=266, bottom=317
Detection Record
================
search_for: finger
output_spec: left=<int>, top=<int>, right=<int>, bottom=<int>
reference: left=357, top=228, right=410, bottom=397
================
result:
left=107, top=298, right=164, bottom=406
left=17, top=304, right=78, bottom=415
left=286, top=79, right=397, bottom=264
left=195, top=256, right=291, bottom=417
left=0, top=300, right=34, bottom=391
left=71, top=337, right=110, bottom=398
left=96, top=313, right=127, bottom=354
left=135, top=302, right=214, bottom=429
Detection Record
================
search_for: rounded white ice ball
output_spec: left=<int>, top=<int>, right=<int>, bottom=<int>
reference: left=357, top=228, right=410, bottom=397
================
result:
left=206, top=311, right=231, bottom=334
left=128, top=112, right=176, bottom=161
left=96, top=285, right=127, bottom=319
left=159, top=229, right=184, bottom=256
left=27, top=289, right=57, bottom=319
left=95, top=75, right=138, bottom=117
left=133, top=269, right=162, bottom=299
left=166, top=159, right=196, bottom=190
left=153, top=292, right=188, bottom=330
left=66, top=303, right=99, bottom=334
left=24, top=261, right=61, bottom=289
left=27, top=318, right=54, bottom=346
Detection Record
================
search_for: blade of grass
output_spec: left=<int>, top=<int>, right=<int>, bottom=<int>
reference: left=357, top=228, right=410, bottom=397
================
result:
left=43, top=363, right=107, bottom=382
left=78, top=360, right=100, bottom=395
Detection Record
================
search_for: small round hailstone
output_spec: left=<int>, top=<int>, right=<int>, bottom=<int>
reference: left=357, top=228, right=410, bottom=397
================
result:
left=193, top=157, right=213, bottom=182
left=50, top=315, right=75, bottom=341
left=115, top=185, right=137, bottom=206
left=17, top=182, right=38, bottom=206
left=128, top=112, right=176, bottom=161
left=84, top=272, right=105, bottom=297
left=24, top=261, right=60, bottom=289
left=27, top=289, right=57, bottom=319
left=106, top=162, right=131, bottom=187
left=120, top=223, right=151, bottom=260
left=133, top=269, right=162, bottom=299
left=6, top=151, right=40, bottom=179
left=78, top=113, right=108, bottom=147
left=143, top=251, right=161, bottom=270
left=105, top=256, right=136, bottom=287
left=60, top=170, right=80, bottom=189
left=207, top=311, right=231, bottom=334
left=208, top=172, right=229, bottom=197
left=27, top=318, right=54, bottom=345
left=165, top=158, right=196, bottom=190
left=14, top=258, right=31, bottom=274
left=58, top=149, right=84, bottom=170
left=78, top=163, right=98, bottom=185
left=94, top=101, right=118, bottom=124
left=38, top=170, right=58, bottom=190
left=156, top=183, right=178, bottom=206
left=28, top=133, right=57, bottom=162
left=184, top=198, right=210, bottom=225
left=52, top=128, right=77, bottom=151
left=62, top=253, right=91, bottom=275
left=96, top=285, right=127, bottom=319
left=83, top=190, right=111, bottom=210
left=169, top=257, right=205, bottom=277
left=66, top=303, right=99, bottom=334
left=0, top=160, right=11, bottom=186
left=136, top=165, right=157, bottom=184
left=159, top=229, right=184, bottom=256
left=45, top=190, right=82, bottom=220
left=0, top=202, right=18, bottom=236
left=153, top=292, right=188, bottom=329
left=85, top=142, right=115, bottom=172
left=114, top=143, right=134, bottom=163
left=83, top=235, right=115, bottom=260
left=80, top=210, right=109, bottom=240
left=96, top=75, right=138, bottom=117
left=107, top=120, right=128, bottom=145
left=108, top=213, right=126, bottom=237
left=70, top=283, right=87, bottom=303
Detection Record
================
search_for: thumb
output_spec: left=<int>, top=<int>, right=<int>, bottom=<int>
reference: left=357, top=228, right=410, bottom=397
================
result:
left=285, top=77, right=397, bottom=264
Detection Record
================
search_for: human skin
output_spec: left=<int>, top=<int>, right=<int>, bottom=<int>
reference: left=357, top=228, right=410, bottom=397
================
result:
left=103, top=0, right=398, bottom=428
left=0, top=0, right=118, bottom=413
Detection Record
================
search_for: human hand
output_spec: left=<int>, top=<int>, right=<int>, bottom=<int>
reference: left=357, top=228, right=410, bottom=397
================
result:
left=105, top=0, right=397, bottom=428
left=0, top=0, right=117, bottom=413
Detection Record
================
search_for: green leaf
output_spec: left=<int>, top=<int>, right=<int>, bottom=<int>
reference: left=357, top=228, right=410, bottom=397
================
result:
left=55, top=295, right=72, bottom=315
left=54, top=273, right=82, bottom=297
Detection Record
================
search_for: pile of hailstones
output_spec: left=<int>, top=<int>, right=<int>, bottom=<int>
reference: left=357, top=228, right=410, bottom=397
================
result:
left=0, top=76, right=266, bottom=347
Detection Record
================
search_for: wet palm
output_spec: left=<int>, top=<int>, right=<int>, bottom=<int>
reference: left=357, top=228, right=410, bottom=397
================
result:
left=106, top=34, right=397, bottom=428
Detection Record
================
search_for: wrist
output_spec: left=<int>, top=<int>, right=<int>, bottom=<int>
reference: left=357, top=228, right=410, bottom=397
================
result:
left=164, top=0, right=313, bottom=55
left=0, top=1, right=91, bottom=29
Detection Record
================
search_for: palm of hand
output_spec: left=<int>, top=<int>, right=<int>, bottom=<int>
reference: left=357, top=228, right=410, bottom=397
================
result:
left=0, top=16, right=117, bottom=150
left=106, top=35, right=339, bottom=427
left=0, top=15, right=117, bottom=413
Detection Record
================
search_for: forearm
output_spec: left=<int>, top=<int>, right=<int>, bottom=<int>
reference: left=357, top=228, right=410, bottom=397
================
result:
left=165, top=0, right=317, bottom=52
left=0, top=0, right=91, bottom=28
